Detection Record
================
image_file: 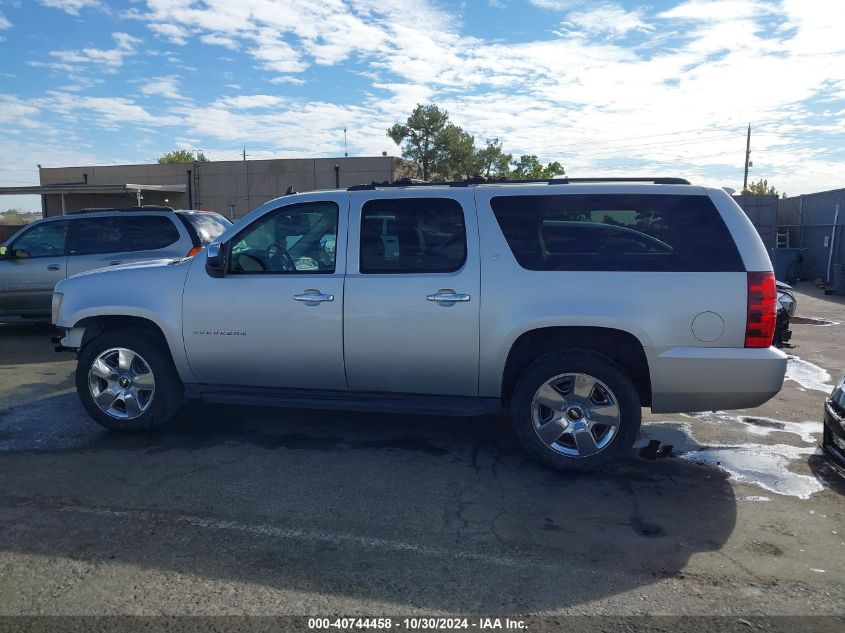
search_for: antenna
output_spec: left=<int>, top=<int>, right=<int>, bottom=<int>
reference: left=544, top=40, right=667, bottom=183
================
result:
left=344, top=125, right=348, bottom=157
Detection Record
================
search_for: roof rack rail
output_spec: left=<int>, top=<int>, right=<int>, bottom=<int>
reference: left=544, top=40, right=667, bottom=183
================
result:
left=348, top=176, right=689, bottom=191
left=69, top=205, right=174, bottom=214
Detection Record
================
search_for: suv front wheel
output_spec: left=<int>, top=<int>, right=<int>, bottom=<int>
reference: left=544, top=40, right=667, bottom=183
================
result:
left=76, top=328, right=183, bottom=432
left=511, top=350, right=641, bottom=471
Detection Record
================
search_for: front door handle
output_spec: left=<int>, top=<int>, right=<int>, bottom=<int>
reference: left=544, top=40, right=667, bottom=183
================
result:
left=47, top=264, right=61, bottom=271
left=109, top=260, right=125, bottom=266
left=294, top=290, right=334, bottom=304
left=426, top=290, right=471, bottom=303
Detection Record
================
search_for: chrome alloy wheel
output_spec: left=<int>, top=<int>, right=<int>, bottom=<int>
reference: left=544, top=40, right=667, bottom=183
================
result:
left=530, top=372, right=620, bottom=457
left=87, top=347, right=156, bottom=420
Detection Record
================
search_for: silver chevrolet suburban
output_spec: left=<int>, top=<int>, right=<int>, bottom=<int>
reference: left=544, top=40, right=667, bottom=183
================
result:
left=52, top=178, right=788, bottom=470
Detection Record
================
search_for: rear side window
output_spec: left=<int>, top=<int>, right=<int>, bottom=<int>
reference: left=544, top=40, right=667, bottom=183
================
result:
left=67, top=217, right=127, bottom=255
left=124, top=216, right=180, bottom=251
left=490, top=194, right=744, bottom=272
left=360, top=198, right=466, bottom=274
left=177, top=213, right=232, bottom=246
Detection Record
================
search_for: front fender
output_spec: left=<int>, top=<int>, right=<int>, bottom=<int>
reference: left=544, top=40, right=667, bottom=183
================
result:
left=55, top=259, right=195, bottom=382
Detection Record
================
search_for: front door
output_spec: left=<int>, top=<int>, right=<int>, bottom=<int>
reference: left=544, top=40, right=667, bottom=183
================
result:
left=344, top=191, right=480, bottom=396
left=183, top=196, right=347, bottom=390
left=0, top=219, right=70, bottom=317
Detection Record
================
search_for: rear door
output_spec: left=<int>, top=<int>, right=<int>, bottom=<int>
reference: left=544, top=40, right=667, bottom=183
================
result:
left=0, top=220, right=70, bottom=316
left=344, top=190, right=481, bottom=396
left=66, top=216, right=134, bottom=276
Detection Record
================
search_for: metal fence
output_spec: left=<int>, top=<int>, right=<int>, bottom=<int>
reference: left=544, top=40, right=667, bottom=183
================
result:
left=0, top=224, right=24, bottom=244
left=777, top=188, right=845, bottom=283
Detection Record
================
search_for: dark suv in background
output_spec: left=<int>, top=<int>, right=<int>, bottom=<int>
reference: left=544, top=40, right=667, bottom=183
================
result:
left=0, top=207, right=231, bottom=321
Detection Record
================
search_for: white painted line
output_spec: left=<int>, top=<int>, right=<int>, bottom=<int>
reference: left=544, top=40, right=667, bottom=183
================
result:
left=58, top=505, right=555, bottom=571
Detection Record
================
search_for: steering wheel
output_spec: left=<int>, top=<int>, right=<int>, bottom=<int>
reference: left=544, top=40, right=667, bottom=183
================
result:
left=266, top=242, right=296, bottom=271
left=38, top=243, right=57, bottom=253
left=236, top=252, right=267, bottom=272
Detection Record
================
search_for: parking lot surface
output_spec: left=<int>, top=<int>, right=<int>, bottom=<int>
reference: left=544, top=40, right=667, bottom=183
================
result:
left=0, top=283, right=843, bottom=616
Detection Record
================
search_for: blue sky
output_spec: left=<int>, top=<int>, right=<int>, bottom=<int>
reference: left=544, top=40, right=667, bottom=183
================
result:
left=1, top=0, right=844, bottom=212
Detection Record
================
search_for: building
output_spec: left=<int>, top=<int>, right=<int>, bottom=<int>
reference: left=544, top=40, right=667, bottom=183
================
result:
left=0, top=155, right=399, bottom=220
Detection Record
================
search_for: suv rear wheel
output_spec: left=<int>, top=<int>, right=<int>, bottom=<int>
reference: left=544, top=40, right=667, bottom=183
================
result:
left=511, top=350, right=641, bottom=471
left=76, top=328, right=183, bottom=432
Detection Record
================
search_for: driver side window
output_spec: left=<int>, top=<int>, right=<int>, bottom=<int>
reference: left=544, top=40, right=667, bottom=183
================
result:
left=228, top=201, right=339, bottom=274
left=11, top=220, right=70, bottom=258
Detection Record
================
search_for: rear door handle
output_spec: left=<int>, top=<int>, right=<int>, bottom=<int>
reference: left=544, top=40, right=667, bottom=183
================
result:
left=294, top=290, right=334, bottom=303
left=47, top=264, right=61, bottom=271
left=427, top=290, right=471, bottom=303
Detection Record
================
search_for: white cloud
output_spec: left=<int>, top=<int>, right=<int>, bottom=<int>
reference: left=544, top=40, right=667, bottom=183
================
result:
left=563, top=4, right=653, bottom=38
left=658, top=0, right=779, bottom=21
left=149, top=23, right=189, bottom=45
left=529, top=0, right=577, bottom=9
left=38, top=0, right=100, bottom=15
left=201, top=33, right=239, bottom=50
left=0, top=12, right=11, bottom=29
left=213, top=95, right=287, bottom=110
left=39, top=32, right=141, bottom=73
left=138, top=76, right=189, bottom=101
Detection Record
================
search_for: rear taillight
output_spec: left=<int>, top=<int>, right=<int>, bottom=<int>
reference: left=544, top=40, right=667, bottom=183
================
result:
left=745, top=271, right=776, bottom=348
left=186, top=246, right=202, bottom=257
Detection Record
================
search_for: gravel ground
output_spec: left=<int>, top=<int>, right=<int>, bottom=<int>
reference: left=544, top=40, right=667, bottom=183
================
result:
left=0, top=282, right=843, bottom=618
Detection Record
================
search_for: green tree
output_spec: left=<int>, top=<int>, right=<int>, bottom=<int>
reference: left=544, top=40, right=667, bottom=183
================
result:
left=476, top=138, right=512, bottom=179
left=0, top=209, right=22, bottom=225
left=387, top=104, right=450, bottom=180
left=157, top=149, right=208, bottom=164
left=437, top=123, right=480, bottom=180
left=509, top=154, right=565, bottom=179
left=742, top=178, right=777, bottom=196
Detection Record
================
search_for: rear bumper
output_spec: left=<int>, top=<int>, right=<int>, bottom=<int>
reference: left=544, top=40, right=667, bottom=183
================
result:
left=647, top=346, right=787, bottom=413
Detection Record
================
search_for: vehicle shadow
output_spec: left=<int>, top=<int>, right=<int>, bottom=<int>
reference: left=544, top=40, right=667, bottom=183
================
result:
left=0, top=322, right=62, bottom=367
left=0, top=394, right=737, bottom=613
left=808, top=452, right=845, bottom=495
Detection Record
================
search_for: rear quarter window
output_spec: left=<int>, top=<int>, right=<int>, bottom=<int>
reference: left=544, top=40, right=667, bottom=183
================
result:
left=490, top=194, right=744, bottom=272
left=124, top=216, right=180, bottom=251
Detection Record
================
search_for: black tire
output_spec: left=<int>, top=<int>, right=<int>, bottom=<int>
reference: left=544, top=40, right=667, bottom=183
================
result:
left=510, top=350, right=641, bottom=471
left=76, top=327, right=183, bottom=432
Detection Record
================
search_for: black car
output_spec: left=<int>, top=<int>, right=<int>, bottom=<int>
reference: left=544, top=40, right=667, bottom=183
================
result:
left=823, top=375, right=845, bottom=466
left=774, top=281, right=796, bottom=347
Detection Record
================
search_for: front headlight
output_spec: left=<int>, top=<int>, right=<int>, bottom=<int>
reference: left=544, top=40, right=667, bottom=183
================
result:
left=777, top=291, right=796, bottom=317
left=51, top=292, right=63, bottom=324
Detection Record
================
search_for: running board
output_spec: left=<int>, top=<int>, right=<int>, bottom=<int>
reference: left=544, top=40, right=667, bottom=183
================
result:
left=184, top=384, right=501, bottom=417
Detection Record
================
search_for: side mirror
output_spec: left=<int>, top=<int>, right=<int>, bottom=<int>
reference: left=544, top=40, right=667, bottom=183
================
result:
left=205, top=241, right=227, bottom=278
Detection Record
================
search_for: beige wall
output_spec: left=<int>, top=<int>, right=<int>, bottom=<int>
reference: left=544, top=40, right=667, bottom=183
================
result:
left=40, top=156, right=396, bottom=218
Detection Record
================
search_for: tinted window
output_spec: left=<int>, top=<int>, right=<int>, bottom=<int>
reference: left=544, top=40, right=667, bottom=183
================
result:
left=125, top=216, right=180, bottom=251
left=490, top=194, right=744, bottom=272
left=11, top=221, right=69, bottom=257
left=178, top=212, right=232, bottom=246
left=67, top=218, right=127, bottom=255
left=360, top=198, right=466, bottom=274
left=229, top=202, right=338, bottom=274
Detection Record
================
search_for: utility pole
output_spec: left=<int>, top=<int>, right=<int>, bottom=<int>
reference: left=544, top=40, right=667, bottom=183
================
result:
left=243, top=146, right=247, bottom=161
left=743, top=123, right=751, bottom=192
left=344, top=126, right=348, bottom=157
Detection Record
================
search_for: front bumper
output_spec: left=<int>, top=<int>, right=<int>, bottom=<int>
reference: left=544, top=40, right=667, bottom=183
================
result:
left=647, top=346, right=787, bottom=413
left=823, top=400, right=845, bottom=465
